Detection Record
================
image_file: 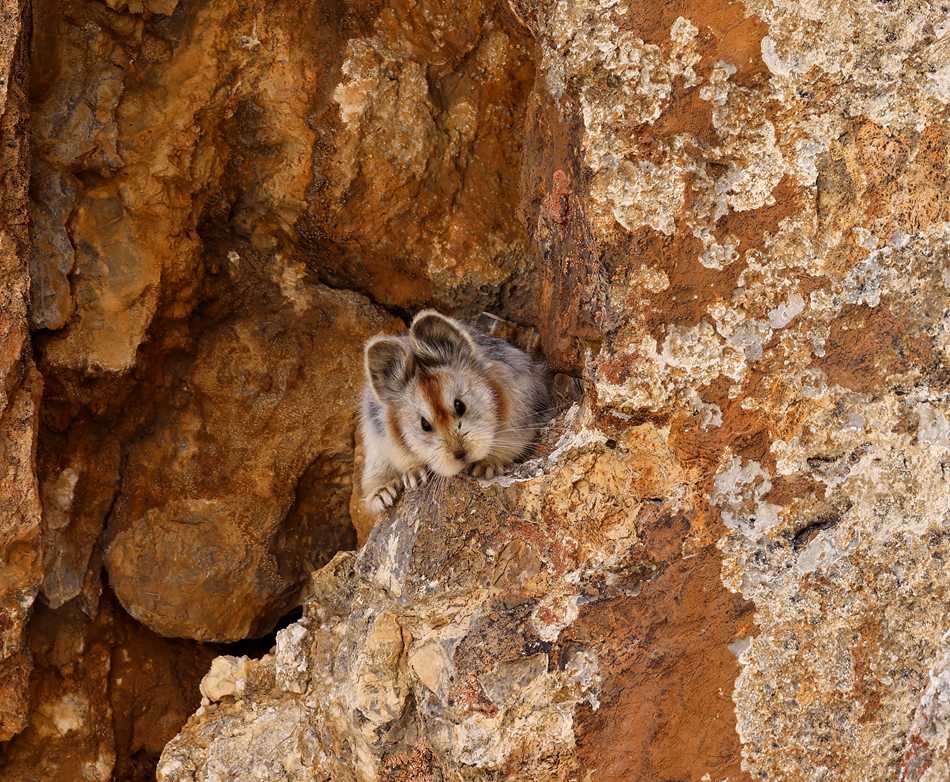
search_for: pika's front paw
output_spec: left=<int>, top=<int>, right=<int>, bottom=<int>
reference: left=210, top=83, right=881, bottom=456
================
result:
left=470, top=457, right=508, bottom=480
left=368, top=479, right=402, bottom=513
left=402, top=466, right=429, bottom=490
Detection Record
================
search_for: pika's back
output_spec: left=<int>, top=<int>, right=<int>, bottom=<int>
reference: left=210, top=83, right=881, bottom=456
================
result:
left=469, top=328, right=550, bottom=424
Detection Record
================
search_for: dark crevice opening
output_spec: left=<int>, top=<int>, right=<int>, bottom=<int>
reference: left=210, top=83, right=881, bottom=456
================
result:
left=223, top=604, right=305, bottom=659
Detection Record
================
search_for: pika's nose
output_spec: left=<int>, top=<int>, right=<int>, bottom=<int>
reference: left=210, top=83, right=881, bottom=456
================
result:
left=453, top=449, right=467, bottom=461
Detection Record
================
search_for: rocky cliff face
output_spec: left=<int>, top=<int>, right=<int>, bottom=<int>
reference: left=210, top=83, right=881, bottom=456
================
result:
left=1, top=0, right=948, bottom=780
left=0, top=0, right=43, bottom=744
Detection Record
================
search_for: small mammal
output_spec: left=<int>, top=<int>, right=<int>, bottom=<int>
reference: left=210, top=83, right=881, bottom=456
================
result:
left=360, top=310, right=550, bottom=513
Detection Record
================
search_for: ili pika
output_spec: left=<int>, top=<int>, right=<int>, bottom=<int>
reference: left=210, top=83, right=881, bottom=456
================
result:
left=359, top=310, right=550, bottom=513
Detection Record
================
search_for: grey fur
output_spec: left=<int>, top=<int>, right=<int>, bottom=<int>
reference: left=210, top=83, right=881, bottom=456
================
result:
left=359, top=310, right=550, bottom=513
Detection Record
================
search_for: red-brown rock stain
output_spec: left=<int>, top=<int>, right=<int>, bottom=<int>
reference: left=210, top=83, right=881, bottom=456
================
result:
left=567, top=511, right=755, bottom=782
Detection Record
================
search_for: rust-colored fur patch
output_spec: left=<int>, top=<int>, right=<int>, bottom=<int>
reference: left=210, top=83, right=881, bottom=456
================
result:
left=418, top=371, right=450, bottom=426
left=485, top=375, right=510, bottom=426
left=387, top=409, right=408, bottom=453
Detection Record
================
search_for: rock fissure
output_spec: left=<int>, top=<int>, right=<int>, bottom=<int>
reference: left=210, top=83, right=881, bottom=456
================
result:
left=1, top=0, right=948, bottom=779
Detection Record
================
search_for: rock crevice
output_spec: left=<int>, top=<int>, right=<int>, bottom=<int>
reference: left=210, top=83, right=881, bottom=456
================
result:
left=1, top=0, right=948, bottom=779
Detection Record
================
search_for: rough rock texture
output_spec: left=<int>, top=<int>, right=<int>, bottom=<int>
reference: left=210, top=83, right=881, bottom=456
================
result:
left=158, top=0, right=949, bottom=780
left=1, top=0, right=948, bottom=779
left=103, top=283, right=397, bottom=641
left=26, top=0, right=538, bottom=646
left=314, top=0, right=538, bottom=314
left=0, top=595, right=217, bottom=781
left=0, top=0, right=43, bottom=743
left=4, top=0, right=542, bottom=776
left=28, top=0, right=537, bottom=378
left=160, top=412, right=756, bottom=781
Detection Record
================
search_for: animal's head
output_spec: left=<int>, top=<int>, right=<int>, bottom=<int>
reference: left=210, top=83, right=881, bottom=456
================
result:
left=365, top=311, right=502, bottom=476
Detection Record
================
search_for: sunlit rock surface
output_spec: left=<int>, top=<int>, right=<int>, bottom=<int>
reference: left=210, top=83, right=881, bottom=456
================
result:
left=1, top=0, right=948, bottom=779
left=160, top=0, right=949, bottom=779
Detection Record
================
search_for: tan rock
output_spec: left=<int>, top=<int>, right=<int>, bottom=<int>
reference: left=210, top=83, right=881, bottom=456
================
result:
left=0, top=596, right=216, bottom=781
left=159, top=0, right=949, bottom=779
left=310, top=0, right=538, bottom=317
left=199, top=656, right=250, bottom=703
left=104, top=282, right=398, bottom=641
left=4, top=0, right=948, bottom=779
left=0, top=602, right=116, bottom=782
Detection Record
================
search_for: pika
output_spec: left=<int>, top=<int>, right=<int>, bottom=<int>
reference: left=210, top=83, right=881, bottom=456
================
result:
left=359, top=310, right=550, bottom=513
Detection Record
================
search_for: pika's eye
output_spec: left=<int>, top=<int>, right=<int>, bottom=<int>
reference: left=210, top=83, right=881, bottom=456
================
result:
left=420, top=417, right=432, bottom=432
left=454, top=399, right=466, bottom=416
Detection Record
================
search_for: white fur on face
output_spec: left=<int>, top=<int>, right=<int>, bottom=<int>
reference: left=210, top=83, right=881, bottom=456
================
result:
left=361, top=311, right=549, bottom=514
left=396, top=364, right=497, bottom=477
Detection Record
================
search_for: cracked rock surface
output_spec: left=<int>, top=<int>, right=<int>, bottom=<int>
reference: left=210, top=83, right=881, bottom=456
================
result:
left=1, top=0, right=948, bottom=779
left=159, top=0, right=949, bottom=779
left=161, top=409, right=753, bottom=781
left=0, top=0, right=43, bottom=743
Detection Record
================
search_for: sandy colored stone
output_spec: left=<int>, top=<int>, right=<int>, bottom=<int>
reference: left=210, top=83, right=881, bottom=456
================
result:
left=161, top=0, right=948, bottom=778
left=3, top=0, right=948, bottom=778
left=199, top=656, right=250, bottom=703
left=29, top=0, right=538, bottom=377
left=0, top=596, right=217, bottom=781
left=160, top=411, right=732, bottom=781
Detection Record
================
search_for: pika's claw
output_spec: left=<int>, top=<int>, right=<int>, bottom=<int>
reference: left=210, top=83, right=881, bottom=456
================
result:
left=402, top=466, right=429, bottom=490
left=368, top=478, right=403, bottom=513
left=470, top=457, right=508, bottom=480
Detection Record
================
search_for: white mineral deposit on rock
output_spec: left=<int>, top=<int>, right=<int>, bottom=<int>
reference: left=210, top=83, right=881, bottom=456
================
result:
left=1, top=0, right=947, bottom=779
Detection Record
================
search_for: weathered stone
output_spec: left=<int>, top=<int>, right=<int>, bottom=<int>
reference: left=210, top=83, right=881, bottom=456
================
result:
left=5, top=0, right=949, bottom=778
left=159, top=411, right=753, bottom=780
left=159, top=0, right=949, bottom=779
left=0, top=0, right=42, bottom=743
left=199, top=655, right=250, bottom=703
left=310, top=0, right=538, bottom=316
left=30, top=0, right=538, bottom=376
left=0, top=601, right=116, bottom=782
left=104, top=281, right=397, bottom=641
left=39, top=422, right=119, bottom=612
left=28, top=163, right=78, bottom=331
left=23, top=0, right=537, bottom=649
left=0, top=596, right=216, bottom=781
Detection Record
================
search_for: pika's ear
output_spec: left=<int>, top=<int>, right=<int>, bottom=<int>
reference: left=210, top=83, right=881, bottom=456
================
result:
left=410, top=310, right=476, bottom=365
left=365, top=336, right=414, bottom=402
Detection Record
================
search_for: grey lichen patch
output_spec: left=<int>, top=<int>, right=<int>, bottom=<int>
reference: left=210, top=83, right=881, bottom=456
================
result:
left=752, top=0, right=949, bottom=128
left=541, top=2, right=702, bottom=237
left=539, top=0, right=792, bottom=262
left=717, top=360, right=950, bottom=778
left=901, top=630, right=950, bottom=782
left=707, top=230, right=950, bottom=780
left=559, top=1, right=950, bottom=775
left=712, top=456, right=782, bottom=543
